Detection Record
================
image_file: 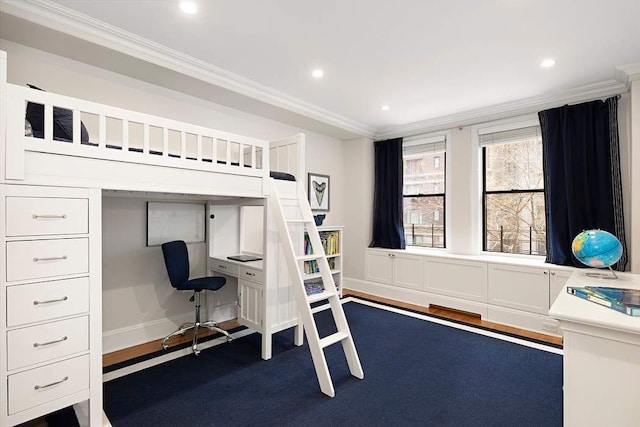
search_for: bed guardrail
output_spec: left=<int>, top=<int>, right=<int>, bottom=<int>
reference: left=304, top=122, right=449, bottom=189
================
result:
left=4, top=84, right=270, bottom=184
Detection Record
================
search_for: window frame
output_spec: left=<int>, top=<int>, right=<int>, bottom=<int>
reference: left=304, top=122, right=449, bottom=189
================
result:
left=402, top=135, right=447, bottom=249
left=479, top=121, right=545, bottom=256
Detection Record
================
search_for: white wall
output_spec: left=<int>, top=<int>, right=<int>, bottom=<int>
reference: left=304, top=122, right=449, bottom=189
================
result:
left=0, top=39, right=347, bottom=352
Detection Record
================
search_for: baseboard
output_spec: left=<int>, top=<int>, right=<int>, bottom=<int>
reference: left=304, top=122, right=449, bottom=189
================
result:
left=102, top=302, right=237, bottom=353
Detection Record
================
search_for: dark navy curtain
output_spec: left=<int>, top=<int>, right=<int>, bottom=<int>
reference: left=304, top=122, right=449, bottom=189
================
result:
left=538, top=96, right=627, bottom=270
left=370, top=137, right=405, bottom=249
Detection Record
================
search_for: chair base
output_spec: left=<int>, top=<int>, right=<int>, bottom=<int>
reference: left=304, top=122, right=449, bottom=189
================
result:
left=162, top=320, right=232, bottom=355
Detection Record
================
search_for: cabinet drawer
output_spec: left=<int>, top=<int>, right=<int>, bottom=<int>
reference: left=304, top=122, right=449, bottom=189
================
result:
left=6, top=197, right=88, bottom=237
left=239, top=266, right=263, bottom=283
left=7, top=277, right=90, bottom=327
left=7, top=316, right=89, bottom=371
left=212, top=260, right=238, bottom=276
left=6, top=238, right=89, bottom=282
left=8, top=354, right=90, bottom=415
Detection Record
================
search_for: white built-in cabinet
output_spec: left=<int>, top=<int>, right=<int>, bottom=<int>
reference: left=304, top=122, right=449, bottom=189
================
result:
left=363, top=248, right=573, bottom=336
left=365, top=251, right=422, bottom=290
left=1, top=185, right=102, bottom=427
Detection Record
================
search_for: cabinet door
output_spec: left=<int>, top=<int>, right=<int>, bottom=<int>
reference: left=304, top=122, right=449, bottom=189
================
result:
left=365, top=251, right=393, bottom=284
left=238, top=279, right=262, bottom=331
left=393, top=253, right=422, bottom=290
left=424, top=257, right=487, bottom=302
left=488, top=264, right=549, bottom=314
left=549, top=269, right=572, bottom=308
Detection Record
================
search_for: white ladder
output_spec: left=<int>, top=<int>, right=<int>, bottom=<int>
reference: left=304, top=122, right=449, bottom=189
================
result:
left=269, top=178, right=364, bottom=397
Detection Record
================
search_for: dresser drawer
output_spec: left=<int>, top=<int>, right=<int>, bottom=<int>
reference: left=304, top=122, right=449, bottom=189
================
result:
left=239, top=266, right=264, bottom=283
left=7, top=277, right=90, bottom=327
left=6, top=238, right=89, bottom=282
left=212, top=260, right=239, bottom=276
left=7, top=316, right=89, bottom=371
left=6, top=197, right=88, bottom=237
left=8, top=354, right=90, bottom=415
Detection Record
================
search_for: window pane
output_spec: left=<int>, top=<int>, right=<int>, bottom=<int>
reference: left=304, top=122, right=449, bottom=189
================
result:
left=403, top=151, right=445, bottom=195
left=485, top=137, right=543, bottom=192
left=403, top=195, right=444, bottom=248
left=485, top=192, right=546, bottom=255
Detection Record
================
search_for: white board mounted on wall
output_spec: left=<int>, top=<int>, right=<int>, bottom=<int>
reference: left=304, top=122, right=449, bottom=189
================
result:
left=146, top=202, right=206, bottom=246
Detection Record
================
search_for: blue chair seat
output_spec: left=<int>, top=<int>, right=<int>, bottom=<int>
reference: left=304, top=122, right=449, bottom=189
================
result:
left=177, top=276, right=226, bottom=292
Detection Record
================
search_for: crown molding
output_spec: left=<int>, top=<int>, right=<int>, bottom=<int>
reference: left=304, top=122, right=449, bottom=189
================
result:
left=0, top=0, right=377, bottom=138
left=616, top=63, right=640, bottom=86
left=375, top=79, right=629, bottom=140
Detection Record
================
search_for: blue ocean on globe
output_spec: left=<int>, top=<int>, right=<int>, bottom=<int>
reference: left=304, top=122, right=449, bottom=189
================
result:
left=571, top=229, right=622, bottom=268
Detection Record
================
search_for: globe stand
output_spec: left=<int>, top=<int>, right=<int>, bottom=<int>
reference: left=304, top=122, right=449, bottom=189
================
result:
left=584, top=266, right=618, bottom=280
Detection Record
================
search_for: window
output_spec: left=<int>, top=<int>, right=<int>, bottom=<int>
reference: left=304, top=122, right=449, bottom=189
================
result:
left=481, top=125, right=545, bottom=255
left=403, top=136, right=446, bottom=248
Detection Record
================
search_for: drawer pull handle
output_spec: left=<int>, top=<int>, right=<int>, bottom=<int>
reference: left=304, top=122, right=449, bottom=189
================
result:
left=32, top=214, right=67, bottom=219
left=33, top=296, right=68, bottom=305
left=34, top=376, right=69, bottom=390
left=33, top=336, right=68, bottom=347
left=218, top=265, right=226, bottom=269
left=33, top=255, right=68, bottom=262
left=245, top=272, right=255, bottom=276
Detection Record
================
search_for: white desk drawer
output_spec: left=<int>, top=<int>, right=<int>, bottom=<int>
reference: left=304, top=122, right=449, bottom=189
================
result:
left=6, top=238, right=89, bottom=282
left=6, top=197, right=88, bottom=237
left=239, top=266, right=264, bottom=283
left=212, top=260, right=238, bottom=276
left=7, top=316, right=89, bottom=371
left=8, top=354, right=89, bottom=415
left=7, top=277, right=90, bottom=327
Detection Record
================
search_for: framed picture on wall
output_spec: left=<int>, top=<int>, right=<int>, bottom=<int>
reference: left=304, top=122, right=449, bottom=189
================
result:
left=308, top=173, right=330, bottom=212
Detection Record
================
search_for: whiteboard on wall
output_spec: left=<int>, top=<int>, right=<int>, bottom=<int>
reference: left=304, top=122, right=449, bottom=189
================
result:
left=147, top=202, right=206, bottom=246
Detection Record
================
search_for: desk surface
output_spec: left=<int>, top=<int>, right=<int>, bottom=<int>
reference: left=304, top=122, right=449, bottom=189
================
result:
left=211, top=255, right=263, bottom=271
left=549, top=270, right=640, bottom=335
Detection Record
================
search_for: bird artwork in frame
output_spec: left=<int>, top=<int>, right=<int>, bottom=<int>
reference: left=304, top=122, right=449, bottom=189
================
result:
left=308, top=172, right=330, bottom=212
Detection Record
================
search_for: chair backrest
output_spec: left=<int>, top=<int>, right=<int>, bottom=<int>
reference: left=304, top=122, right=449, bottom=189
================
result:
left=161, top=240, right=190, bottom=288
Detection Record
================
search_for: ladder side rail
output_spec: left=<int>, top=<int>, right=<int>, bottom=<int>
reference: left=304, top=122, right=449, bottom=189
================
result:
left=269, top=179, right=336, bottom=397
left=296, top=184, right=364, bottom=380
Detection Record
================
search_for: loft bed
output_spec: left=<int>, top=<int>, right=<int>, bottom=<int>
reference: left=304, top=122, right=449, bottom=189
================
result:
left=3, top=81, right=304, bottom=195
left=0, top=51, right=309, bottom=426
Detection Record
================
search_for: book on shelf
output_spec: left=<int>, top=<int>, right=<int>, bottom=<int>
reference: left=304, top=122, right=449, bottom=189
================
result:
left=304, top=282, right=324, bottom=296
left=304, top=230, right=340, bottom=256
left=567, top=286, right=640, bottom=316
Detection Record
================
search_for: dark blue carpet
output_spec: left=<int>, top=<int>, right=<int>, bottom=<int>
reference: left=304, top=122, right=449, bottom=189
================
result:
left=104, top=301, right=562, bottom=426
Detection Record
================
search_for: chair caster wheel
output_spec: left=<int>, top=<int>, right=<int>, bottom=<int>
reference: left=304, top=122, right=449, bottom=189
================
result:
left=193, top=346, right=200, bottom=356
left=226, top=335, right=232, bottom=343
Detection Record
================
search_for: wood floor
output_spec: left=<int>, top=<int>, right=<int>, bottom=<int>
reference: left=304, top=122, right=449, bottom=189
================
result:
left=103, top=290, right=561, bottom=368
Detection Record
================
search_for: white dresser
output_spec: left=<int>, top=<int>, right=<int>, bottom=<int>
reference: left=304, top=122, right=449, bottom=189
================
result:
left=549, top=271, right=640, bottom=427
left=0, top=184, right=102, bottom=427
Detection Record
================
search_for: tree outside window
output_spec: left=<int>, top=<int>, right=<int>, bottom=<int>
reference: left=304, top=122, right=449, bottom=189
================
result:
left=482, top=126, right=545, bottom=255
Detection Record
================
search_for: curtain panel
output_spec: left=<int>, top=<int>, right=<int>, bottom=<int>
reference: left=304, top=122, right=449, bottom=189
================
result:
left=370, top=137, right=406, bottom=249
left=538, top=96, right=627, bottom=270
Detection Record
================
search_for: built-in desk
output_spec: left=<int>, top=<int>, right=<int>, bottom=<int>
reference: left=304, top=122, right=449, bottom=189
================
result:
left=549, top=271, right=640, bottom=427
left=210, top=255, right=301, bottom=359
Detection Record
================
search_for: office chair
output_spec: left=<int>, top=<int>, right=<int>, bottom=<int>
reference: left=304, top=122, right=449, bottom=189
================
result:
left=161, top=240, right=231, bottom=355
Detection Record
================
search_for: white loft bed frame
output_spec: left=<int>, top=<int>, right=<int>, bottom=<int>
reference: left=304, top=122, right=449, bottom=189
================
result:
left=0, top=50, right=305, bottom=426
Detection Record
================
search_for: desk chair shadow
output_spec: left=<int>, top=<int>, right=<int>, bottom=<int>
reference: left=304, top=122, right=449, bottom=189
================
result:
left=161, top=240, right=231, bottom=355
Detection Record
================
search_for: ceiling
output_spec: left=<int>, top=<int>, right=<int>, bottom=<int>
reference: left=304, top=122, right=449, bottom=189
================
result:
left=1, top=0, right=640, bottom=139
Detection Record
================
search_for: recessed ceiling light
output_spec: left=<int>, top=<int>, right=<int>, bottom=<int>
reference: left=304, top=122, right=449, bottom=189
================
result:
left=312, top=69, right=324, bottom=78
left=380, top=104, right=390, bottom=111
left=540, top=58, right=556, bottom=68
left=180, top=1, right=198, bottom=14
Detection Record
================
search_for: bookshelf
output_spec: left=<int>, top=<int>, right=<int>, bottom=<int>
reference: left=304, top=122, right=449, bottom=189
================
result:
left=303, top=225, right=343, bottom=297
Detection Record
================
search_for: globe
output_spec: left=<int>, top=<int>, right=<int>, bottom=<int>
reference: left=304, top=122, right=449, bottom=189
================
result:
left=571, top=229, right=622, bottom=269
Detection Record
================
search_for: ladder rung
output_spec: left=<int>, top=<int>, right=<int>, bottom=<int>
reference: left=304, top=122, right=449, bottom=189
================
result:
left=298, top=254, right=322, bottom=261
left=286, top=218, right=312, bottom=224
left=319, top=331, right=349, bottom=349
left=306, top=289, right=336, bottom=303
